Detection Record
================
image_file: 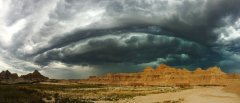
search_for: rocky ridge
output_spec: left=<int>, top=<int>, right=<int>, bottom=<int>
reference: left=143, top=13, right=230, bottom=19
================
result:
left=80, top=64, right=239, bottom=86
left=0, top=70, right=19, bottom=80
left=20, top=70, right=49, bottom=81
left=0, top=70, right=48, bottom=84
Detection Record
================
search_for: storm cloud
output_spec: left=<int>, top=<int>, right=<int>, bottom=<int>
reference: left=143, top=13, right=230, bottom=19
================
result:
left=0, top=0, right=240, bottom=78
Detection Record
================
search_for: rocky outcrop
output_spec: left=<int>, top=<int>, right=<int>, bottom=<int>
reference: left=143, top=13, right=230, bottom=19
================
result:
left=20, top=70, right=49, bottom=81
left=0, top=70, right=19, bottom=80
left=80, top=64, right=235, bottom=86
left=0, top=70, right=48, bottom=84
left=143, top=66, right=154, bottom=73
left=226, top=74, right=240, bottom=79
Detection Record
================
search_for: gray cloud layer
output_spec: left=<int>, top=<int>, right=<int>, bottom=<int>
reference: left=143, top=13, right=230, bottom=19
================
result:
left=0, top=0, right=240, bottom=78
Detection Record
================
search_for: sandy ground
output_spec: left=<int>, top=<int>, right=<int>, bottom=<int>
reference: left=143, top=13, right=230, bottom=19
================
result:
left=96, top=86, right=240, bottom=103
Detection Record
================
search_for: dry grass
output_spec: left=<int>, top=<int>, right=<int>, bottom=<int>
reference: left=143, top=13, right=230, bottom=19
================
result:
left=43, top=85, right=179, bottom=101
left=152, top=98, right=184, bottom=103
left=0, top=83, right=182, bottom=103
left=0, top=84, right=44, bottom=103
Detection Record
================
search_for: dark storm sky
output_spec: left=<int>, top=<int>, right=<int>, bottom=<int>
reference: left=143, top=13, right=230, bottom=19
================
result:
left=0, top=0, right=240, bottom=79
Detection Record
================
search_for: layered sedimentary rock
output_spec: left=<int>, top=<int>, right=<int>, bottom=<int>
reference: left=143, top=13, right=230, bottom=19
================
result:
left=21, top=70, right=49, bottom=81
left=0, top=70, right=48, bottom=84
left=0, top=70, right=19, bottom=80
left=80, top=64, right=238, bottom=86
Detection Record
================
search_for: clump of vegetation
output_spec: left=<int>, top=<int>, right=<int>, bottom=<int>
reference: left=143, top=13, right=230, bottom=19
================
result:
left=103, top=93, right=143, bottom=101
left=153, top=98, right=184, bottom=103
left=0, top=85, right=44, bottom=103
left=58, top=98, right=94, bottom=103
left=0, top=83, right=184, bottom=103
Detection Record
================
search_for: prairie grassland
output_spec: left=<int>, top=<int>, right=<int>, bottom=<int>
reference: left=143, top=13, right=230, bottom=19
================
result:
left=0, top=83, right=182, bottom=103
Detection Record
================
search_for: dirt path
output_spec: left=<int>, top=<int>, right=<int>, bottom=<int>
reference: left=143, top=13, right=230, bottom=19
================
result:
left=96, top=87, right=240, bottom=103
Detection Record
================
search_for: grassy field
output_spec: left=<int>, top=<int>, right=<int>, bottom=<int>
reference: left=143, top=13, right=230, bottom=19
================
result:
left=0, top=83, right=182, bottom=103
left=0, top=84, right=43, bottom=103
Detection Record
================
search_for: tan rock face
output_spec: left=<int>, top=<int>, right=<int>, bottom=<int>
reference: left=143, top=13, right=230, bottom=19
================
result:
left=143, top=66, right=154, bottom=73
left=206, top=66, right=225, bottom=74
left=156, top=64, right=169, bottom=72
left=80, top=64, right=236, bottom=86
left=194, top=68, right=205, bottom=74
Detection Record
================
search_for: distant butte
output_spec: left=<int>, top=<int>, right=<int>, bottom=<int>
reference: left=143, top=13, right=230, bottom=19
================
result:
left=80, top=64, right=240, bottom=86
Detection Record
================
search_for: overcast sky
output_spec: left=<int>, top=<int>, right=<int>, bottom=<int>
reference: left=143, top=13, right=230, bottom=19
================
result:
left=0, top=0, right=240, bottom=79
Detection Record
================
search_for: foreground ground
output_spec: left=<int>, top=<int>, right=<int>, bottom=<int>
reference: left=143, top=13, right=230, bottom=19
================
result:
left=0, top=83, right=181, bottom=103
left=0, top=81, right=240, bottom=103
left=97, top=86, right=240, bottom=103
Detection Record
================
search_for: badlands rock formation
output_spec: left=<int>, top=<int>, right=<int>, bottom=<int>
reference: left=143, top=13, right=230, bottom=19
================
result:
left=0, top=70, right=48, bottom=84
left=20, top=70, right=49, bottom=81
left=80, top=64, right=239, bottom=86
left=0, top=70, right=19, bottom=80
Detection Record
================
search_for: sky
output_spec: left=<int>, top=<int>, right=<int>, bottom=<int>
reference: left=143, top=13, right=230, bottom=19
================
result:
left=0, top=0, right=240, bottom=79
